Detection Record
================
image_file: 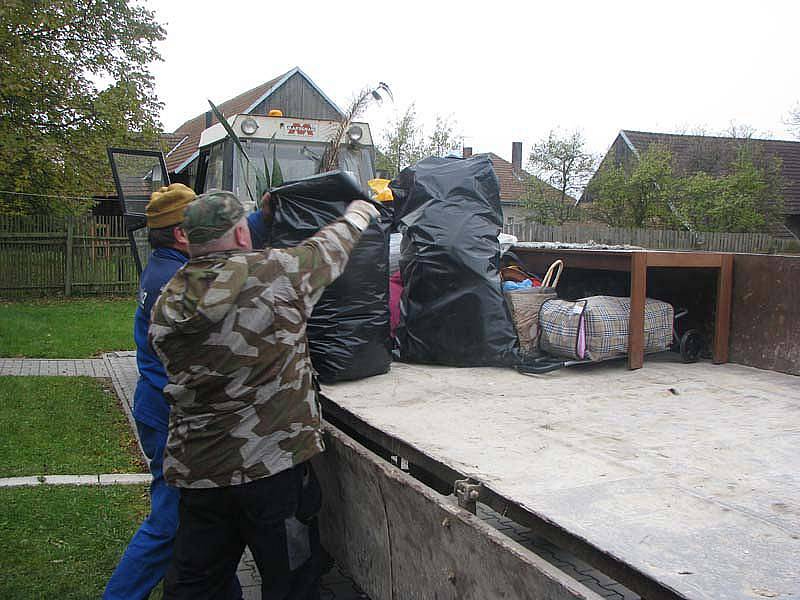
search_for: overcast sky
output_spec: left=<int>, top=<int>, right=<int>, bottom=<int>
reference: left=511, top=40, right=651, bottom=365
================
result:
left=149, top=0, right=800, bottom=163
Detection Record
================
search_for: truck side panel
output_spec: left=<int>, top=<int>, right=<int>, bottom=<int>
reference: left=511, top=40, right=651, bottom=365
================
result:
left=313, top=425, right=602, bottom=600
left=730, top=253, right=800, bottom=375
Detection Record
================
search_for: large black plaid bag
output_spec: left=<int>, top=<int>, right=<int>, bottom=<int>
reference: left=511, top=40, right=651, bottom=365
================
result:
left=538, top=296, right=673, bottom=361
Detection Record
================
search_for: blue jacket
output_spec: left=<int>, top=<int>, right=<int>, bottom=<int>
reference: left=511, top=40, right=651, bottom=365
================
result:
left=247, top=211, right=270, bottom=249
left=133, top=247, right=188, bottom=431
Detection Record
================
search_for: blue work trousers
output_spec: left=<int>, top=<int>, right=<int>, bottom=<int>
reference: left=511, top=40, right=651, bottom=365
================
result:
left=103, top=422, right=179, bottom=599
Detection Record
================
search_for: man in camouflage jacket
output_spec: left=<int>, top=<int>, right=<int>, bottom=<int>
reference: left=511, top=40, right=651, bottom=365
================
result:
left=150, top=190, right=378, bottom=599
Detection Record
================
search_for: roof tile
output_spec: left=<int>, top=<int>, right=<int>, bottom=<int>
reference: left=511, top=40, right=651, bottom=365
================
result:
left=483, top=152, right=575, bottom=204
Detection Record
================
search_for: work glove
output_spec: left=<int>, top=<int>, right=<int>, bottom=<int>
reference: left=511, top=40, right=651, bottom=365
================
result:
left=258, top=191, right=272, bottom=223
left=344, top=200, right=380, bottom=231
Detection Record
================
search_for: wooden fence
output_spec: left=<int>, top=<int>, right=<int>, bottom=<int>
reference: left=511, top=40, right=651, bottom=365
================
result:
left=3, top=214, right=798, bottom=298
left=0, top=215, right=143, bottom=298
left=506, top=221, right=800, bottom=254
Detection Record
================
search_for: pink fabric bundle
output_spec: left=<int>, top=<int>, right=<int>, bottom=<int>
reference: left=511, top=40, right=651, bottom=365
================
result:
left=389, top=272, right=403, bottom=338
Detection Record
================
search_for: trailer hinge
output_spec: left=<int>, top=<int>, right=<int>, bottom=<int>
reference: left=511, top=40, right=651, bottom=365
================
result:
left=454, top=479, right=482, bottom=514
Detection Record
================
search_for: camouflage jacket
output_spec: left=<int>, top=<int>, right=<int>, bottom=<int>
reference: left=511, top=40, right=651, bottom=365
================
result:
left=149, top=218, right=362, bottom=488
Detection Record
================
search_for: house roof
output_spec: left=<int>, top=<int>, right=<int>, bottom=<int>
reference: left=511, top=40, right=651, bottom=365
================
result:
left=482, top=152, right=575, bottom=205
left=618, top=130, right=800, bottom=216
left=162, top=71, right=288, bottom=173
left=159, top=132, right=186, bottom=154
left=162, top=67, right=345, bottom=174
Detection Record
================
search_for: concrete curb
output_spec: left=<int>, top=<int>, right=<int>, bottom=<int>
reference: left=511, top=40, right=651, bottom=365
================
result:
left=0, top=473, right=151, bottom=488
left=99, top=473, right=150, bottom=485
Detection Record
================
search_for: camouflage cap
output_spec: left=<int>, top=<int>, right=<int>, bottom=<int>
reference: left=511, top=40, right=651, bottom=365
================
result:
left=183, top=190, right=245, bottom=244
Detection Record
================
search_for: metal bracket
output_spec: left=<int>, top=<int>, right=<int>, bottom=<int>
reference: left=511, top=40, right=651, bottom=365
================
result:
left=454, top=479, right=482, bottom=514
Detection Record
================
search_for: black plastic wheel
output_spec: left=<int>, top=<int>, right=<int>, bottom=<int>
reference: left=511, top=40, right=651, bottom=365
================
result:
left=679, top=329, right=703, bottom=363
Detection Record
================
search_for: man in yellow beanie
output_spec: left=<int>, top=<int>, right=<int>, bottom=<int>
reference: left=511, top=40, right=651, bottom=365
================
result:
left=104, top=184, right=243, bottom=600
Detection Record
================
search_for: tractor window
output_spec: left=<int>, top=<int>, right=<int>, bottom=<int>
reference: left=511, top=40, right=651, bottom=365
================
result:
left=272, top=142, right=327, bottom=182
left=205, top=142, right=225, bottom=191
left=235, top=140, right=327, bottom=207
left=338, top=146, right=375, bottom=190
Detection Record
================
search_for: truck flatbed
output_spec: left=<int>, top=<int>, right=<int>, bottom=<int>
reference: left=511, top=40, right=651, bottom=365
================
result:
left=321, top=357, right=800, bottom=600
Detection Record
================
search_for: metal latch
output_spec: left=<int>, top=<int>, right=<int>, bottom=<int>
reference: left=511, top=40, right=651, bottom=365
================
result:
left=454, top=479, right=482, bottom=514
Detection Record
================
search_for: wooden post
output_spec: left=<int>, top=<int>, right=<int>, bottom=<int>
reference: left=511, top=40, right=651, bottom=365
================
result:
left=64, top=216, right=73, bottom=297
left=712, top=254, right=734, bottom=364
left=628, top=251, right=647, bottom=370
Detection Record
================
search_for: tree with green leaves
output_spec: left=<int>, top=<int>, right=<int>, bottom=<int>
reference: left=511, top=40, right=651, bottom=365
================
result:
left=525, top=130, right=595, bottom=225
left=426, top=115, right=461, bottom=158
left=376, top=104, right=427, bottom=178
left=786, top=103, right=800, bottom=139
left=0, top=0, right=165, bottom=215
left=588, top=145, right=678, bottom=228
left=377, top=108, right=463, bottom=177
left=588, top=143, right=784, bottom=232
left=674, top=145, right=783, bottom=233
left=524, top=178, right=583, bottom=226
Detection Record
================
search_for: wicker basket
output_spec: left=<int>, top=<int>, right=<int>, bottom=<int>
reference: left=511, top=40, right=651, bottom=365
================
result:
left=504, top=260, right=563, bottom=358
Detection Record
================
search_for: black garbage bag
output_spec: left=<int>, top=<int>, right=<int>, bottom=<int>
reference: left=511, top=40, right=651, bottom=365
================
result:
left=394, top=156, right=519, bottom=367
left=270, top=171, right=391, bottom=383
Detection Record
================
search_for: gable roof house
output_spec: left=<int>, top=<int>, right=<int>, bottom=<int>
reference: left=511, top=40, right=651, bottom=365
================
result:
left=161, top=67, right=344, bottom=188
left=580, top=130, right=800, bottom=239
left=463, top=142, right=575, bottom=228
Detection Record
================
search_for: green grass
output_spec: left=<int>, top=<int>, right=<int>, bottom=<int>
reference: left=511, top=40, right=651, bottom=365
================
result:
left=0, top=484, right=151, bottom=599
left=0, top=297, right=136, bottom=357
left=0, top=376, right=144, bottom=477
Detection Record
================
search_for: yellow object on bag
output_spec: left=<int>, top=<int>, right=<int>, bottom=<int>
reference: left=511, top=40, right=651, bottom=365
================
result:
left=368, top=179, right=394, bottom=202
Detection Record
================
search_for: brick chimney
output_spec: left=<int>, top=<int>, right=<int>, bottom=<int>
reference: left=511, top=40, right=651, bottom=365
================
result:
left=511, top=142, right=523, bottom=171
left=463, top=146, right=473, bottom=158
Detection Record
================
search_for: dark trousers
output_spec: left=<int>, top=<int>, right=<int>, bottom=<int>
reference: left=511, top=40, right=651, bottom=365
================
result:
left=164, top=463, right=321, bottom=600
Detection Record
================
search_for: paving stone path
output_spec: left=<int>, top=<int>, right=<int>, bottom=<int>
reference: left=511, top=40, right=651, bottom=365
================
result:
left=0, top=358, right=109, bottom=377
left=478, top=505, right=639, bottom=600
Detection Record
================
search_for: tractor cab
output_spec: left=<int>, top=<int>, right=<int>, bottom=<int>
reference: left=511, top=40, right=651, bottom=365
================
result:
left=194, top=112, right=376, bottom=211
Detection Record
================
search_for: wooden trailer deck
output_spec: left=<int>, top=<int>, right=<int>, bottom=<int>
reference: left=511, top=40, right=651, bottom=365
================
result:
left=320, top=357, right=800, bottom=600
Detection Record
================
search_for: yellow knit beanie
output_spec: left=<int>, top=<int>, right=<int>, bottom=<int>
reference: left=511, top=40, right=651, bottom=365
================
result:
left=145, top=183, right=196, bottom=228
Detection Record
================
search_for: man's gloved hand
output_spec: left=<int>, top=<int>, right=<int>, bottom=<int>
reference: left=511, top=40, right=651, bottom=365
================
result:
left=260, top=192, right=272, bottom=222
left=343, top=200, right=380, bottom=231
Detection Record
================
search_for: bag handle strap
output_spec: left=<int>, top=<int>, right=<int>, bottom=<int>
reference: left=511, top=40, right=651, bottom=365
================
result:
left=541, top=259, right=564, bottom=288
